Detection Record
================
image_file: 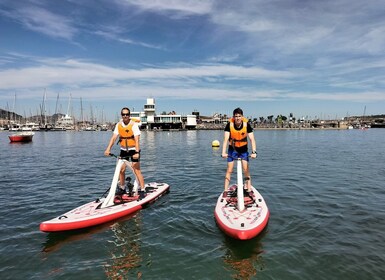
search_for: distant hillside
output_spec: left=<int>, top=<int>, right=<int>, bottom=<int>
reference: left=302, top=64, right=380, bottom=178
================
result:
left=0, top=108, right=22, bottom=120
left=0, top=108, right=64, bottom=123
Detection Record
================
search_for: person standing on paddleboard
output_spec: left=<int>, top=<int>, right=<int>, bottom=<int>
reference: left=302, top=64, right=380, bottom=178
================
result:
left=104, top=107, right=146, bottom=199
left=221, top=107, right=257, bottom=198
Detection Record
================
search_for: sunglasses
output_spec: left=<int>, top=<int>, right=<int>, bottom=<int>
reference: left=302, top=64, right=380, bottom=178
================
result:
left=121, top=113, right=130, bottom=116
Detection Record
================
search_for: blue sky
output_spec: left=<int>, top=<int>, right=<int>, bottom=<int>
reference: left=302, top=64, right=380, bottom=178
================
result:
left=1, top=0, right=385, bottom=122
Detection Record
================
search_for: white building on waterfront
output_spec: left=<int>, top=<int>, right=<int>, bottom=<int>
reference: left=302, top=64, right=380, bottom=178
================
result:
left=131, top=98, right=196, bottom=130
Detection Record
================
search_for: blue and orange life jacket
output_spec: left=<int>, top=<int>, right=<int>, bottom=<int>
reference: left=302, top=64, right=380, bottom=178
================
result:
left=229, top=117, right=248, bottom=148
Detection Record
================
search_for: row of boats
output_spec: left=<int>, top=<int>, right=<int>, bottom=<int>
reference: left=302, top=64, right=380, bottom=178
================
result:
left=4, top=122, right=37, bottom=142
left=6, top=128, right=104, bottom=143
left=5, top=118, right=108, bottom=142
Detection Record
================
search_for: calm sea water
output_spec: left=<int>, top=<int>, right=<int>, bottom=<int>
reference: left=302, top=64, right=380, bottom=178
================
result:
left=0, top=129, right=384, bottom=280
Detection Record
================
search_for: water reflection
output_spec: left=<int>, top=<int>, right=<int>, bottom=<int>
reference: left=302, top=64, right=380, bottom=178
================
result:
left=185, top=130, right=198, bottom=147
left=104, top=214, right=143, bottom=279
left=143, top=131, right=156, bottom=151
left=41, top=213, right=138, bottom=253
left=222, top=228, right=268, bottom=280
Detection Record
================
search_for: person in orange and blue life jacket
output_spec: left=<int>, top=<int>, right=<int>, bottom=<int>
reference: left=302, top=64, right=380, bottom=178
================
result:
left=104, top=107, right=146, bottom=199
left=221, top=107, right=257, bottom=198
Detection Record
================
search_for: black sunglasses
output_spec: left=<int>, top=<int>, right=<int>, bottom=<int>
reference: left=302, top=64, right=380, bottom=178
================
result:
left=121, top=113, right=130, bottom=116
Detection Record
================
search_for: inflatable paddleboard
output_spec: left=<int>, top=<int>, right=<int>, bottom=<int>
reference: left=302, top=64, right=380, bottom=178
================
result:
left=40, top=154, right=170, bottom=232
left=40, top=182, right=169, bottom=232
left=214, top=184, right=269, bottom=240
left=214, top=158, right=269, bottom=240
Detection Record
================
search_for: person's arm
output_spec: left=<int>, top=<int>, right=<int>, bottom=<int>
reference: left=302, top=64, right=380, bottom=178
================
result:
left=104, top=124, right=119, bottom=156
left=131, top=134, right=140, bottom=159
left=132, top=122, right=141, bottom=159
left=248, top=132, right=257, bottom=158
left=134, top=135, right=141, bottom=152
left=222, top=131, right=230, bottom=158
left=104, top=133, right=118, bottom=156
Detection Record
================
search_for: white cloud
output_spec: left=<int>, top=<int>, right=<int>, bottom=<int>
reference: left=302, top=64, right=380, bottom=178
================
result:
left=1, top=0, right=385, bottom=117
left=290, top=91, right=385, bottom=102
left=0, top=57, right=296, bottom=90
left=1, top=55, right=383, bottom=107
left=119, top=0, right=214, bottom=16
left=93, top=31, right=164, bottom=50
left=211, top=11, right=278, bottom=33
left=2, top=6, right=77, bottom=40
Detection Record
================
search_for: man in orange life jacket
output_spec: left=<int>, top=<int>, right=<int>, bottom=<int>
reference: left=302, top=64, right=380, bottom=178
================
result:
left=221, top=107, right=257, bottom=198
left=104, top=107, right=146, bottom=199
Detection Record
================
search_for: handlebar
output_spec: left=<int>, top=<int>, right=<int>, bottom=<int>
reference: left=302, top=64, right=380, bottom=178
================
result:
left=108, top=153, right=130, bottom=160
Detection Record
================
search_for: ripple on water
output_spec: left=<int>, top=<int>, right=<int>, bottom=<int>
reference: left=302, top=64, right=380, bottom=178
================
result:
left=1, top=130, right=385, bottom=279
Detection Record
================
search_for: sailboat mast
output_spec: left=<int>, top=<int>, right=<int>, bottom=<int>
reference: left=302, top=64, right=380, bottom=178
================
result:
left=54, top=93, right=60, bottom=125
left=43, top=88, right=47, bottom=126
left=12, top=93, right=16, bottom=124
left=80, top=97, right=84, bottom=128
left=66, top=94, right=72, bottom=116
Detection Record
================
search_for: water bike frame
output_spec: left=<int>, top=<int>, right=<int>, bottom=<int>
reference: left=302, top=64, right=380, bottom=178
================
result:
left=228, top=156, right=252, bottom=212
left=101, top=154, right=140, bottom=208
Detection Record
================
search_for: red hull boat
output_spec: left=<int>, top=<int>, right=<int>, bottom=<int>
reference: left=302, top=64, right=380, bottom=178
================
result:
left=8, top=132, right=34, bottom=143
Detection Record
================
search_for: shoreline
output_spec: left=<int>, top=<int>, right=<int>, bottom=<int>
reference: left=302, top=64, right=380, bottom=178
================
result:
left=1, top=126, right=373, bottom=133
left=195, top=126, right=353, bottom=131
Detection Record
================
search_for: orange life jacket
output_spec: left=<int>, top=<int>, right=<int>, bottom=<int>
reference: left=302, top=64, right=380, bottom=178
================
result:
left=118, top=119, right=140, bottom=149
left=229, top=117, right=248, bottom=148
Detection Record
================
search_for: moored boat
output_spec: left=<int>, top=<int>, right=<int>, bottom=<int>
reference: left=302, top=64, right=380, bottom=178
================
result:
left=8, top=131, right=34, bottom=142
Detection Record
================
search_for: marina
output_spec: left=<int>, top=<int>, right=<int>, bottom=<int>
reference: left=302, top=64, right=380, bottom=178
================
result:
left=1, top=98, right=384, bottom=132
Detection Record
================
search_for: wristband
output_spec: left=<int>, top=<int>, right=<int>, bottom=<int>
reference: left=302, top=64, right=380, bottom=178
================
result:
left=251, top=150, right=257, bottom=154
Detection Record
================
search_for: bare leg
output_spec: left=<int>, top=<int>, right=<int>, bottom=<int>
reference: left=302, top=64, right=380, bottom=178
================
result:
left=224, top=161, right=234, bottom=192
left=242, top=160, right=252, bottom=192
left=119, top=165, right=126, bottom=188
left=132, top=162, right=145, bottom=191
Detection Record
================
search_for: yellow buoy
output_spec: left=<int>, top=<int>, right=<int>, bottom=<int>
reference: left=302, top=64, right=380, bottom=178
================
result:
left=212, top=140, right=220, bottom=147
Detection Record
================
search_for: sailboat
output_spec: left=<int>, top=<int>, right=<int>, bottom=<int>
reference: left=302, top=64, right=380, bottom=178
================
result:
left=56, top=94, right=75, bottom=130
left=361, top=106, right=370, bottom=129
left=8, top=94, right=34, bottom=142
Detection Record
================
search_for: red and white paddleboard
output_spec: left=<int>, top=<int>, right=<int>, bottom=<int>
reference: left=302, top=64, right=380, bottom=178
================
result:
left=40, top=155, right=170, bottom=232
left=40, top=182, right=169, bottom=232
left=214, top=158, right=269, bottom=240
left=214, top=185, right=269, bottom=240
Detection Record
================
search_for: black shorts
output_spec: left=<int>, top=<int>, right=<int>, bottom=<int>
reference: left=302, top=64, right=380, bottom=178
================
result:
left=120, top=149, right=140, bottom=162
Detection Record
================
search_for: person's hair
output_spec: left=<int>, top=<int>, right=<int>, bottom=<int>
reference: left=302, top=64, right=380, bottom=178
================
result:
left=121, top=107, right=130, bottom=115
left=233, top=107, right=243, bottom=116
